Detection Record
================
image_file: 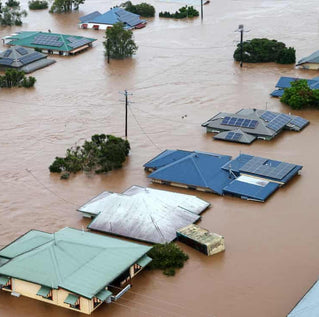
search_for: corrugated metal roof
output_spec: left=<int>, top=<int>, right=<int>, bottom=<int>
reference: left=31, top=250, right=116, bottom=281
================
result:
left=297, top=50, right=319, bottom=65
left=270, top=89, right=284, bottom=97
left=275, top=76, right=318, bottom=89
left=7, top=32, right=96, bottom=52
left=79, top=11, right=102, bottom=23
left=213, top=129, right=256, bottom=144
left=0, top=227, right=151, bottom=299
left=137, top=255, right=152, bottom=267
left=79, top=185, right=210, bottom=244
left=96, top=289, right=112, bottom=301
left=287, top=280, right=319, bottom=317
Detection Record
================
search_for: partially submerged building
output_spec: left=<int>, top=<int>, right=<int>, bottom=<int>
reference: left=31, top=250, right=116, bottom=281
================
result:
left=144, top=150, right=303, bottom=202
left=79, top=8, right=146, bottom=30
left=3, top=31, right=96, bottom=56
left=296, top=50, right=319, bottom=70
left=201, top=108, right=309, bottom=144
left=287, top=279, right=319, bottom=316
left=271, top=76, right=319, bottom=97
left=78, top=185, right=210, bottom=244
left=176, top=224, right=225, bottom=256
left=0, top=46, right=55, bottom=73
left=0, top=227, right=151, bottom=314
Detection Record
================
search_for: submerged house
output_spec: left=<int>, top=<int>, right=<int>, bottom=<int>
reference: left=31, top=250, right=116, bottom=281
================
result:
left=78, top=185, right=210, bottom=244
left=202, top=108, right=309, bottom=144
left=296, top=50, right=319, bottom=70
left=0, top=46, right=55, bottom=73
left=271, top=76, right=319, bottom=97
left=144, top=150, right=303, bottom=202
left=177, top=224, right=225, bottom=256
left=3, top=31, right=96, bottom=56
left=79, top=8, right=146, bottom=30
left=287, top=279, right=319, bottom=316
left=0, top=227, right=151, bottom=314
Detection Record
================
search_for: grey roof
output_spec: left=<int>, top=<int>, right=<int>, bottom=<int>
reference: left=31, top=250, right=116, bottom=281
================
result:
left=202, top=109, right=309, bottom=141
left=213, top=128, right=256, bottom=144
left=287, top=280, right=319, bottom=317
left=0, top=46, right=55, bottom=73
left=297, top=50, right=319, bottom=65
left=78, top=185, right=210, bottom=244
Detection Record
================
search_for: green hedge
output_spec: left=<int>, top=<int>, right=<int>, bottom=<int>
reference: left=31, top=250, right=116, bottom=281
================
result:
left=121, top=1, right=155, bottom=17
left=159, top=5, right=199, bottom=19
left=28, top=0, right=48, bottom=9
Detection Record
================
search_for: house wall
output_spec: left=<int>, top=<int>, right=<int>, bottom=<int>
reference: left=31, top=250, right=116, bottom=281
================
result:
left=79, top=23, right=113, bottom=30
left=300, top=63, right=319, bottom=70
left=6, top=278, right=94, bottom=314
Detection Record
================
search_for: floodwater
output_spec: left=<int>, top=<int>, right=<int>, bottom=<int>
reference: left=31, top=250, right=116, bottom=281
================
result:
left=0, top=0, right=319, bottom=316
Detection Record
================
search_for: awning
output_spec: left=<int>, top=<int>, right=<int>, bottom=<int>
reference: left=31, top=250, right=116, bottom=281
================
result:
left=64, top=293, right=79, bottom=305
left=70, top=45, right=89, bottom=54
left=0, top=276, right=9, bottom=286
left=137, top=255, right=152, bottom=267
left=96, top=289, right=112, bottom=301
left=37, top=285, right=51, bottom=297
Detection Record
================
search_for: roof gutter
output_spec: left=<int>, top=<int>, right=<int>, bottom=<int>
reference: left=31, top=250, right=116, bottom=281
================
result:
left=111, top=284, right=131, bottom=301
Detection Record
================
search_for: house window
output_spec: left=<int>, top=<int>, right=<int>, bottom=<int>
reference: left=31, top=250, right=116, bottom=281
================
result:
left=2, top=278, right=12, bottom=290
left=133, top=263, right=142, bottom=274
left=93, top=297, right=101, bottom=308
left=64, top=294, right=80, bottom=310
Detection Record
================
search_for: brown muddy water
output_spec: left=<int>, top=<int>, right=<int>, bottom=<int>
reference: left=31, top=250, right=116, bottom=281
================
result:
left=1, top=0, right=319, bottom=316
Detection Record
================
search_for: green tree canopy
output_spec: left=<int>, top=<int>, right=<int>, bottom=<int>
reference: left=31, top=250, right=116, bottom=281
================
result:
left=28, top=0, right=48, bottom=9
left=49, top=0, right=84, bottom=13
left=121, top=1, right=155, bottom=17
left=104, top=22, right=138, bottom=59
left=280, top=79, right=319, bottom=109
left=0, top=2, right=27, bottom=25
left=159, top=5, right=199, bottom=18
left=233, top=38, right=296, bottom=64
left=49, top=134, right=130, bottom=176
left=0, top=69, right=36, bottom=88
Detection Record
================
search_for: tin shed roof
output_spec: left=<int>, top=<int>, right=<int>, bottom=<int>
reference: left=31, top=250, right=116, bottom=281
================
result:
left=0, top=227, right=151, bottom=299
left=79, top=185, right=210, bottom=244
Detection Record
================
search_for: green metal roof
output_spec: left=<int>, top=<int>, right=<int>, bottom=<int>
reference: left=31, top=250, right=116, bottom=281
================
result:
left=0, top=227, right=152, bottom=299
left=7, top=31, right=96, bottom=52
left=137, top=255, right=152, bottom=267
left=96, top=289, right=112, bottom=301
left=0, top=275, right=9, bottom=285
left=36, top=285, right=51, bottom=297
left=64, top=293, right=79, bottom=305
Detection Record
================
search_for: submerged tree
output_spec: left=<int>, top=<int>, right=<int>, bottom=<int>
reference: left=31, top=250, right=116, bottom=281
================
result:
left=280, top=79, right=319, bottom=109
left=28, top=0, right=48, bottom=9
left=121, top=1, right=155, bottom=17
left=0, top=2, right=27, bottom=25
left=159, top=5, right=199, bottom=19
left=49, top=0, right=84, bottom=13
left=49, top=134, right=130, bottom=177
left=104, top=22, right=138, bottom=60
left=0, top=69, right=36, bottom=88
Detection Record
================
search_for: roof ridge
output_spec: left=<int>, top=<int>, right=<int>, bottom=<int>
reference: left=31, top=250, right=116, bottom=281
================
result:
left=190, top=153, right=209, bottom=188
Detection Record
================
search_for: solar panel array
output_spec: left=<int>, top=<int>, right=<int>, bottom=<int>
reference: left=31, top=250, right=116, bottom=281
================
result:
left=290, top=116, right=309, bottom=129
left=32, top=34, right=63, bottom=47
left=3, top=50, right=12, bottom=58
left=260, top=111, right=277, bottom=122
left=225, top=132, right=242, bottom=141
left=18, top=52, right=43, bottom=65
left=221, top=116, right=259, bottom=129
left=67, top=37, right=78, bottom=43
left=0, top=58, right=13, bottom=66
left=239, top=156, right=296, bottom=180
left=16, top=47, right=28, bottom=55
left=68, top=38, right=92, bottom=49
left=266, top=113, right=291, bottom=132
left=116, top=8, right=141, bottom=26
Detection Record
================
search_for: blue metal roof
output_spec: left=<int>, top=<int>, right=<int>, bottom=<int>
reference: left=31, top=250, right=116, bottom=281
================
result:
left=79, top=11, right=102, bottom=23
left=223, top=178, right=279, bottom=202
left=297, top=50, right=319, bottom=65
left=275, top=77, right=319, bottom=89
left=270, top=89, right=284, bottom=97
left=80, top=7, right=144, bottom=27
left=147, top=151, right=233, bottom=195
left=287, top=280, right=319, bottom=317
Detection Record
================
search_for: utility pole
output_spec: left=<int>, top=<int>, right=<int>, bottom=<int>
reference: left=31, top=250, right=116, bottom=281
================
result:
left=107, top=39, right=110, bottom=64
left=119, top=90, right=133, bottom=138
left=235, top=24, right=249, bottom=68
left=201, top=0, right=203, bottom=21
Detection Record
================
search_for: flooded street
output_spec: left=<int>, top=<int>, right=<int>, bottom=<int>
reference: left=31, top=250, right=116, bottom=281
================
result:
left=1, top=0, right=319, bottom=316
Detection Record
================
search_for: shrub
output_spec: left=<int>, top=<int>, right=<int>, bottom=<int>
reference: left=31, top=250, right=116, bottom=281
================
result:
left=49, top=134, right=130, bottom=176
left=28, top=0, right=48, bottom=9
left=0, top=4, right=27, bottom=25
left=147, top=243, right=189, bottom=276
left=5, top=0, right=20, bottom=7
left=233, top=38, right=296, bottom=64
left=159, top=5, right=199, bottom=19
left=121, top=1, right=155, bottom=17
left=0, top=69, right=36, bottom=88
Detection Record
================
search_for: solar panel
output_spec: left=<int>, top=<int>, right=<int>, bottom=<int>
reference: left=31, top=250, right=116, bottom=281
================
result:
left=68, top=38, right=92, bottom=49
left=289, top=116, right=309, bottom=129
left=225, top=131, right=242, bottom=141
left=233, top=133, right=242, bottom=141
left=260, top=111, right=277, bottom=122
left=16, top=47, right=28, bottom=55
left=19, top=52, right=43, bottom=65
left=67, top=37, right=78, bottom=43
left=239, top=156, right=295, bottom=180
left=225, top=132, right=234, bottom=140
left=0, top=58, right=13, bottom=66
left=221, top=117, right=259, bottom=129
left=3, top=50, right=12, bottom=58
left=32, top=34, right=63, bottom=47
left=266, top=113, right=291, bottom=132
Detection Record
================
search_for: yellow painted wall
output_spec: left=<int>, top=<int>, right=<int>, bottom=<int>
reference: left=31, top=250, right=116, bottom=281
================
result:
left=10, top=279, right=94, bottom=314
left=301, top=63, right=319, bottom=70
